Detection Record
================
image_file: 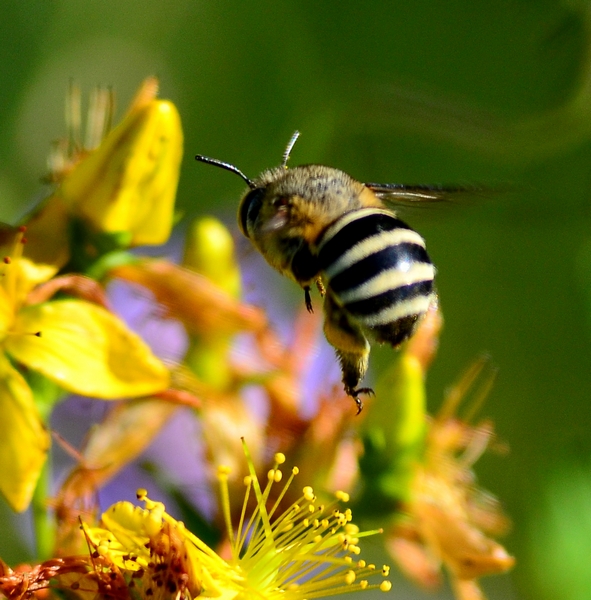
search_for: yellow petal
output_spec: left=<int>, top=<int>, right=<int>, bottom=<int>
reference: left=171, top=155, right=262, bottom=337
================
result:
left=0, top=286, right=13, bottom=335
left=60, top=89, right=183, bottom=246
left=11, top=258, right=58, bottom=306
left=0, top=355, right=50, bottom=512
left=6, top=299, right=169, bottom=398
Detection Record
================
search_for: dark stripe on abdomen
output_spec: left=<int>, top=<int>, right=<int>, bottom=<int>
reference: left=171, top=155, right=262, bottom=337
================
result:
left=343, top=279, right=434, bottom=317
left=327, top=243, right=431, bottom=294
left=317, top=212, right=413, bottom=268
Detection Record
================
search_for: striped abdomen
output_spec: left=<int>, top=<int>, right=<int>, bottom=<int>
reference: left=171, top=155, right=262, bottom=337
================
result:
left=316, top=208, right=435, bottom=346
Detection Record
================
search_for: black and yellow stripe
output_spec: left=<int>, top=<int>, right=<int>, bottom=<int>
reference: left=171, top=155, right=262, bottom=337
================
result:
left=316, top=208, right=435, bottom=346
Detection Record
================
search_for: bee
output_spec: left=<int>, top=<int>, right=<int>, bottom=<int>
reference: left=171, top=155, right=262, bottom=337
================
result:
left=196, top=132, right=456, bottom=413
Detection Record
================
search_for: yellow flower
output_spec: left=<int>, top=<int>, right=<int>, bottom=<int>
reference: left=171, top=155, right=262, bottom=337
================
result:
left=24, top=78, right=183, bottom=268
left=0, top=230, right=170, bottom=511
left=60, top=77, right=183, bottom=246
left=83, top=444, right=392, bottom=599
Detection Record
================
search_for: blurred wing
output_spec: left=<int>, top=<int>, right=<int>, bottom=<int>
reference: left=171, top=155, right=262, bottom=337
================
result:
left=364, top=182, right=479, bottom=207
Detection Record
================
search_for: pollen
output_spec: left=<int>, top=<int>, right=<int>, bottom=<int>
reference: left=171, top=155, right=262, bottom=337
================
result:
left=335, top=490, right=350, bottom=502
left=303, top=486, right=315, bottom=502
left=268, top=468, right=283, bottom=482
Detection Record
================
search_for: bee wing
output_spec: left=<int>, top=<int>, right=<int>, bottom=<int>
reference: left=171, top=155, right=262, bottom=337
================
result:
left=364, top=182, right=477, bottom=207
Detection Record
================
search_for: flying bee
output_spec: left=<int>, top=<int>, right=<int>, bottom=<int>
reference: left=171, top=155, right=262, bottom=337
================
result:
left=196, top=132, right=459, bottom=413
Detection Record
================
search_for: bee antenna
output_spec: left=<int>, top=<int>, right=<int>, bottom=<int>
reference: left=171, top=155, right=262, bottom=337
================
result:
left=195, top=155, right=256, bottom=189
left=281, top=130, right=300, bottom=168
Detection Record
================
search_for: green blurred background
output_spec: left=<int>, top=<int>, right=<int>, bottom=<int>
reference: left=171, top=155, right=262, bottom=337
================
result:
left=2, top=1, right=591, bottom=599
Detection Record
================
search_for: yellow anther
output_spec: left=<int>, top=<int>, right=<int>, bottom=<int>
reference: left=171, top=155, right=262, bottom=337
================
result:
left=303, top=486, right=315, bottom=501
left=335, top=490, right=350, bottom=502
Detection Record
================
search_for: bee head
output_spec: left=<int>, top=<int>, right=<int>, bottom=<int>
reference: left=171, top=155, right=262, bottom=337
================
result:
left=196, top=132, right=301, bottom=239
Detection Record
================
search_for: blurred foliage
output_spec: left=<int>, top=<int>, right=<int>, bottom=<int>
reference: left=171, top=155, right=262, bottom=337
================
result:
left=1, top=1, right=591, bottom=599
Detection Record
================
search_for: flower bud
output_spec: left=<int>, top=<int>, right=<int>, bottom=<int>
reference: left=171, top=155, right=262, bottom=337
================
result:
left=59, top=78, right=183, bottom=246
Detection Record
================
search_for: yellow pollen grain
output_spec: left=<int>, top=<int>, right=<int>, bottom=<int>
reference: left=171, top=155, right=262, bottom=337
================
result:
left=357, top=560, right=366, bottom=568
left=345, top=556, right=352, bottom=563
left=344, top=523, right=358, bottom=534
left=314, top=534, right=322, bottom=543
left=345, top=570, right=356, bottom=585
left=243, top=475, right=252, bottom=486
left=351, top=545, right=361, bottom=555
left=136, top=488, right=148, bottom=500
left=360, top=580, right=368, bottom=590
left=380, top=581, right=392, bottom=592
left=303, top=488, right=315, bottom=502
left=274, top=452, right=286, bottom=464
left=292, top=466, right=299, bottom=475
left=271, top=469, right=283, bottom=482
left=303, top=519, right=310, bottom=527
left=335, top=490, right=350, bottom=502
left=308, top=505, right=315, bottom=513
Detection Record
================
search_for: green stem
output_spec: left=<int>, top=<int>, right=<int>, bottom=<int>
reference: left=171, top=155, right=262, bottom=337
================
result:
left=32, top=453, right=54, bottom=560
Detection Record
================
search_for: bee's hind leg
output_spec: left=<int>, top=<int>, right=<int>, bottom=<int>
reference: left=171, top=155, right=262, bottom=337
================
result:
left=323, top=294, right=372, bottom=414
left=304, top=286, right=314, bottom=313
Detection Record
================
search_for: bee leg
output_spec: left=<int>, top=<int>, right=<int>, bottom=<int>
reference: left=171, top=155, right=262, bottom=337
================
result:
left=323, top=294, right=371, bottom=414
left=304, top=286, right=314, bottom=313
left=315, top=278, right=326, bottom=297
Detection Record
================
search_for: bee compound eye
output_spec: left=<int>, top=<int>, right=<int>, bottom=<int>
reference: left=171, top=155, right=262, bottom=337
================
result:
left=238, top=187, right=266, bottom=238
